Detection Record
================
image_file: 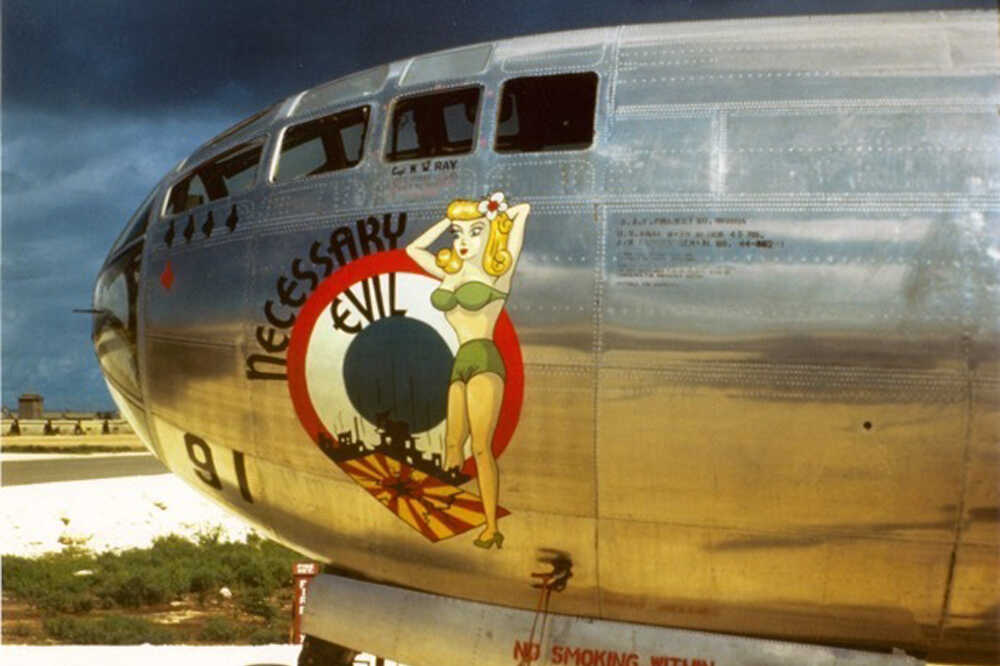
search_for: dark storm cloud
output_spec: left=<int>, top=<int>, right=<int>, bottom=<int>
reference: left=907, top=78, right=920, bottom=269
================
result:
left=1, top=0, right=994, bottom=411
left=1, top=103, right=231, bottom=409
left=5, top=0, right=463, bottom=115
left=1, top=106, right=233, bottom=270
left=7, top=0, right=990, bottom=115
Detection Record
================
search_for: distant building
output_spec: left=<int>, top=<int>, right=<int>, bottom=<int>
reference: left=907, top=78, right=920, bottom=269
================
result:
left=18, top=394, right=43, bottom=419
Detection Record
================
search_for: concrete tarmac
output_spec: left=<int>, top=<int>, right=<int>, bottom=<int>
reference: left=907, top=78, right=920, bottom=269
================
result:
left=1, top=453, right=167, bottom=486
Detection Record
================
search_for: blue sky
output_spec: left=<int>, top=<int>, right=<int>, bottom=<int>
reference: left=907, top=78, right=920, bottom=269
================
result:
left=1, top=0, right=989, bottom=410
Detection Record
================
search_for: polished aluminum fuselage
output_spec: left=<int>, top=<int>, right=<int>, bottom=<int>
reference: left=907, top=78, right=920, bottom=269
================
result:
left=95, top=12, right=999, bottom=663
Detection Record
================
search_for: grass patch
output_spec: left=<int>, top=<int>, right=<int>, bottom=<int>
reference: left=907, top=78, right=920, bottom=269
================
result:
left=3, top=532, right=304, bottom=644
left=5, top=622, right=34, bottom=638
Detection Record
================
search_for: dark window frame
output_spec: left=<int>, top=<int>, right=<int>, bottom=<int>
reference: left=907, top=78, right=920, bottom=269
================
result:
left=109, top=189, right=157, bottom=258
left=494, top=71, right=599, bottom=154
left=204, top=103, right=277, bottom=148
left=385, top=86, right=482, bottom=163
left=163, top=136, right=267, bottom=218
left=92, top=239, right=144, bottom=400
left=272, top=105, right=371, bottom=184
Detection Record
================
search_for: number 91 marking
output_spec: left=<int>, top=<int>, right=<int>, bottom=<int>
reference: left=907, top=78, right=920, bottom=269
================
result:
left=184, top=433, right=254, bottom=503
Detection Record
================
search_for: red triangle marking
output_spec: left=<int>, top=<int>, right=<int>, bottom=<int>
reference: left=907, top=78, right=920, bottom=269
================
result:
left=160, top=261, right=175, bottom=290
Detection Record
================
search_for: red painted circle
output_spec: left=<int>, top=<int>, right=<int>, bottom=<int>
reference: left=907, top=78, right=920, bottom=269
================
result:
left=286, top=249, right=523, bottom=476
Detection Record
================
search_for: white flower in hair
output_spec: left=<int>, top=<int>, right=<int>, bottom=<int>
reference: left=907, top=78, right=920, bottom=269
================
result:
left=477, top=191, right=508, bottom=220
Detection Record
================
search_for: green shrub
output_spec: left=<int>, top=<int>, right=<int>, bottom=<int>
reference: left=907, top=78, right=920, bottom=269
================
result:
left=240, top=588, right=277, bottom=620
left=4, top=533, right=302, bottom=615
left=43, top=614, right=173, bottom=645
left=5, top=622, right=34, bottom=638
left=186, top=561, right=225, bottom=594
left=235, top=560, right=267, bottom=588
left=198, top=616, right=240, bottom=642
left=148, top=534, right=200, bottom=562
left=2, top=551, right=98, bottom=613
left=38, top=588, right=96, bottom=613
left=105, top=574, right=165, bottom=607
left=196, top=527, right=224, bottom=547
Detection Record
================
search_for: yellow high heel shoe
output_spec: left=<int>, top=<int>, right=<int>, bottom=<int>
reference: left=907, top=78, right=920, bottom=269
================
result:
left=443, top=446, right=464, bottom=472
left=473, top=531, right=504, bottom=550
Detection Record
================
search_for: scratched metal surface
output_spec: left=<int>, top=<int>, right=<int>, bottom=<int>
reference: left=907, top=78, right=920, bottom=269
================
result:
left=92, top=11, right=999, bottom=664
left=303, top=574, right=926, bottom=666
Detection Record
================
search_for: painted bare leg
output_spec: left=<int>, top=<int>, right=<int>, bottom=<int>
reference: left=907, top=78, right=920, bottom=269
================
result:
left=467, top=372, right=504, bottom=547
left=444, top=381, right=469, bottom=471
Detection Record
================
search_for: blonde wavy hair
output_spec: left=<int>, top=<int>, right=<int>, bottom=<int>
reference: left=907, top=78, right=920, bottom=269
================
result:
left=435, top=199, right=513, bottom=276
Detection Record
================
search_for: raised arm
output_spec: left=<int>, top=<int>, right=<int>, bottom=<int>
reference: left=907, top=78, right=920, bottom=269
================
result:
left=405, top=217, right=452, bottom=280
left=504, top=203, right=531, bottom=264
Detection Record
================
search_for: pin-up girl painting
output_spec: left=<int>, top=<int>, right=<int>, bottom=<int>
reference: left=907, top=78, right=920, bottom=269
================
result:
left=406, top=192, right=530, bottom=549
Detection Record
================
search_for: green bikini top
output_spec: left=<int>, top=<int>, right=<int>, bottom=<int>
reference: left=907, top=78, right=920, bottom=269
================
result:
left=431, top=281, right=507, bottom=312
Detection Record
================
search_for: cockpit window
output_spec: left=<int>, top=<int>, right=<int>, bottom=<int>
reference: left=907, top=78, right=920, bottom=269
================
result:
left=165, top=138, right=265, bottom=216
left=109, top=191, right=155, bottom=256
left=274, top=106, right=369, bottom=183
left=386, top=87, right=480, bottom=162
left=495, top=72, right=598, bottom=153
left=205, top=103, right=276, bottom=148
left=442, top=102, right=474, bottom=144
left=112, top=203, right=151, bottom=253
left=93, top=242, right=142, bottom=399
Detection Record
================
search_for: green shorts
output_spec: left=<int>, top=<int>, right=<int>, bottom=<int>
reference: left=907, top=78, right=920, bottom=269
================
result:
left=450, top=339, right=506, bottom=384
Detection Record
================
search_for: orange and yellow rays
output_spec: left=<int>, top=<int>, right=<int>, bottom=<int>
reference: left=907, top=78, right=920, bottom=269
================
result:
left=336, top=452, right=509, bottom=542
